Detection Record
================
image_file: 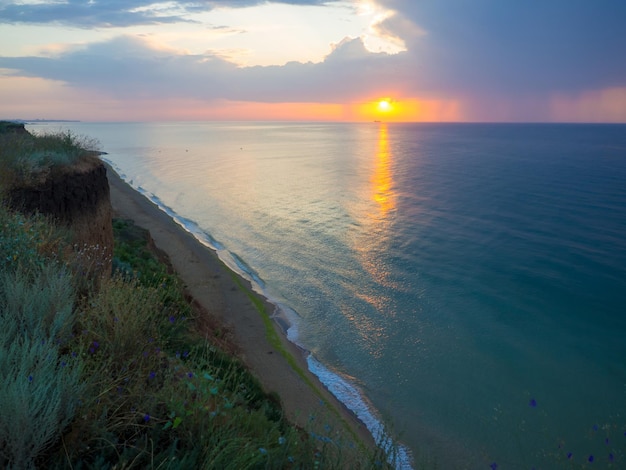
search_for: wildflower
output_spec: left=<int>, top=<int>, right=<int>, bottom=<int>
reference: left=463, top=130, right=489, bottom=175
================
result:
left=593, top=424, right=599, bottom=431
left=490, top=463, right=498, bottom=470
left=144, top=414, right=150, bottom=423
left=187, top=372, right=193, bottom=378
left=169, top=316, right=176, bottom=323
left=529, top=398, right=537, bottom=407
left=609, top=453, right=614, bottom=462
left=278, top=436, right=286, bottom=445
left=182, top=351, right=189, bottom=358
left=567, top=453, right=572, bottom=460
left=588, top=455, right=594, bottom=463
left=28, top=375, right=33, bottom=382
left=259, top=448, right=267, bottom=455
left=149, top=371, right=156, bottom=380
left=61, top=361, right=67, bottom=367
left=88, top=341, right=100, bottom=354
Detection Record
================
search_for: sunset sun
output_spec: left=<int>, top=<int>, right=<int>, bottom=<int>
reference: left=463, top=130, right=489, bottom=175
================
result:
left=378, top=99, right=392, bottom=112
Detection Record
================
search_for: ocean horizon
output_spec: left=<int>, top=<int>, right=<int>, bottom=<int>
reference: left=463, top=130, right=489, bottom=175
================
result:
left=31, top=121, right=626, bottom=468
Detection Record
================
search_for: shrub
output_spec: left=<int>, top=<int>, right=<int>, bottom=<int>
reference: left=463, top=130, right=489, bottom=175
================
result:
left=0, top=267, right=82, bottom=470
left=0, top=205, right=69, bottom=273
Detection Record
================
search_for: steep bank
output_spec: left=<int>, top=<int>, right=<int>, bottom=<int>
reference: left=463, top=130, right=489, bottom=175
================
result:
left=7, top=158, right=113, bottom=275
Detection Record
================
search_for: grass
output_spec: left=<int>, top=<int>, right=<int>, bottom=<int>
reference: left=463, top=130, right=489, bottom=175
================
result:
left=0, top=121, right=100, bottom=191
left=0, top=204, right=396, bottom=469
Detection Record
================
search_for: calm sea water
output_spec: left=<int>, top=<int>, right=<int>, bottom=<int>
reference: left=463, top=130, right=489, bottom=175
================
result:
left=33, top=122, right=626, bottom=468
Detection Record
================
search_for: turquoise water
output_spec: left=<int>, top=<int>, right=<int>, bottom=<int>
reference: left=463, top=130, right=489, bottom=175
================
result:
left=34, top=122, right=626, bottom=468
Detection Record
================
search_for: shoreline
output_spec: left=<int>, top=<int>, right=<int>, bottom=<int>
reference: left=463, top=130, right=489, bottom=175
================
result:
left=105, top=163, right=376, bottom=449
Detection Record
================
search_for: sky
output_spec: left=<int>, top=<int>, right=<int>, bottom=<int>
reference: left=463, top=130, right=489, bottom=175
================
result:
left=1, top=0, right=625, bottom=122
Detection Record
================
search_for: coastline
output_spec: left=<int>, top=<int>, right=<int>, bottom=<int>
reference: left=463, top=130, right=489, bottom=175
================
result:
left=105, top=163, right=375, bottom=449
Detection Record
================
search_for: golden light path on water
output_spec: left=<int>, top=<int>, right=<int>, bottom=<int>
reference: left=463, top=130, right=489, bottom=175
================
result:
left=344, top=124, right=400, bottom=361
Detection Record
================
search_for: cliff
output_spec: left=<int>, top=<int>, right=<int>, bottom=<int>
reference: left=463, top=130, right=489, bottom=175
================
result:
left=7, top=157, right=114, bottom=276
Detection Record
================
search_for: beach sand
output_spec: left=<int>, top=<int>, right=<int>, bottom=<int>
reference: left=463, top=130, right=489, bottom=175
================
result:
left=105, top=164, right=374, bottom=448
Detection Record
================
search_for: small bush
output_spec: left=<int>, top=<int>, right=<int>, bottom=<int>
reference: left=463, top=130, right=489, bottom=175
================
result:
left=0, top=267, right=83, bottom=470
left=0, top=206, right=69, bottom=273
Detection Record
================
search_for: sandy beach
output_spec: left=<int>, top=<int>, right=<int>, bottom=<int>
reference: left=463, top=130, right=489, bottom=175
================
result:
left=105, top=164, right=374, bottom=448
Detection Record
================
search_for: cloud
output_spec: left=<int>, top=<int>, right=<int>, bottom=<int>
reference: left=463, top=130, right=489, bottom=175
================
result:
left=369, top=9, right=425, bottom=51
left=0, top=35, right=407, bottom=103
left=0, top=0, right=333, bottom=28
left=372, top=0, right=626, bottom=95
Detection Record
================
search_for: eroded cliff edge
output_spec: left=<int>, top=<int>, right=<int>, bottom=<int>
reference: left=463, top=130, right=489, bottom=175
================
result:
left=7, top=157, right=114, bottom=275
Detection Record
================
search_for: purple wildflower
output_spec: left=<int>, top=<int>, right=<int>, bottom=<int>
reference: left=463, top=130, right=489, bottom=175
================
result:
left=187, top=372, right=193, bottom=378
left=143, top=414, right=150, bottom=423
left=169, top=316, right=176, bottom=323
left=490, top=463, right=498, bottom=470
left=588, top=455, right=594, bottom=463
left=567, top=453, right=573, bottom=460
left=28, top=375, right=33, bottom=382
left=149, top=371, right=156, bottom=380
left=529, top=398, right=537, bottom=407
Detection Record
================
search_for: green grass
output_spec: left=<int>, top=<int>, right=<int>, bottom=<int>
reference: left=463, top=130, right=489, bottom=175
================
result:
left=0, top=121, right=100, bottom=191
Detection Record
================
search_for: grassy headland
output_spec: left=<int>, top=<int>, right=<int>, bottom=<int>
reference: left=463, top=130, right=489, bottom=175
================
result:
left=0, top=122, right=396, bottom=469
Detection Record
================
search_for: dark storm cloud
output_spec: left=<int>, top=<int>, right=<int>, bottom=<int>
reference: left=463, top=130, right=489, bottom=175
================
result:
left=0, top=0, right=333, bottom=28
left=376, top=0, right=626, bottom=95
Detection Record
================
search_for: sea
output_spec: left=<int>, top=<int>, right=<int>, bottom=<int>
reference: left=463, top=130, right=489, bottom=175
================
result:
left=29, top=121, right=626, bottom=469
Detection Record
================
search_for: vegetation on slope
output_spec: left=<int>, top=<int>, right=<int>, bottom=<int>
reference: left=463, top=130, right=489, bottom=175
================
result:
left=0, top=123, right=395, bottom=469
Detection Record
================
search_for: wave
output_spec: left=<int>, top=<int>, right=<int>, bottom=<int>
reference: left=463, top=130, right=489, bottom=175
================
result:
left=307, top=356, right=414, bottom=469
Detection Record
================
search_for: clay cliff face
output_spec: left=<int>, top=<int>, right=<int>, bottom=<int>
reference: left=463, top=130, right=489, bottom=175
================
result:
left=8, top=158, right=113, bottom=275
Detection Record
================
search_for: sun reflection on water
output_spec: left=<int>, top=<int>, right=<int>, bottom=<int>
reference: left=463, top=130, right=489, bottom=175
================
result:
left=371, top=123, right=396, bottom=216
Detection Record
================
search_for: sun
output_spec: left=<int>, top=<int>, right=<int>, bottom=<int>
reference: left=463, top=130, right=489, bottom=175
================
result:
left=377, top=99, right=392, bottom=112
